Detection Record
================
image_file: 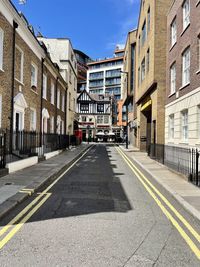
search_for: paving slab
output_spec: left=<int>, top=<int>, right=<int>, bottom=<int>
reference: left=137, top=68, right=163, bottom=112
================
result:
left=0, top=144, right=91, bottom=220
left=119, top=145, right=200, bottom=222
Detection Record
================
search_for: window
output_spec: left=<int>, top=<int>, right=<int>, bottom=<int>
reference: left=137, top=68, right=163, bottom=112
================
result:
left=43, top=74, right=47, bottom=99
left=15, top=46, right=24, bottom=83
left=182, top=47, right=190, bottom=86
left=62, top=93, right=65, bottom=111
left=69, top=69, right=72, bottom=83
left=171, top=19, right=177, bottom=47
left=147, top=49, right=150, bottom=73
left=30, top=108, right=36, bottom=131
left=130, top=44, right=135, bottom=91
left=169, top=114, right=174, bottom=139
left=50, top=116, right=54, bottom=133
left=97, top=115, right=103, bottom=124
left=51, top=81, right=55, bottom=104
left=181, top=110, right=188, bottom=141
left=138, top=35, right=140, bottom=54
left=138, top=67, right=141, bottom=86
left=141, top=57, right=145, bottom=81
left=80, top=104, right=89, bottom=111
left=97, top=104, right=104, bottom=112
left=182, top=0, right=190, bottom=30
left=57, top=88, right=60, bottom=109
left=198, top=36, right=200, bottom=70
left=0, top=94, right=2, bottom=128
left=142, top=20, right=146, bottom=46
left=147, top=7, right=150, bottom=33
left=170, top=63, right=176, bottom=94
left=104, top=116, right=109, bottom=124
left=69, top=92, right=71, bottom=110
left=82, top=116, right=87, bottom=122
left=0, top=28, right=4, bottom=70
left=31, top=63, right=38, bottom=88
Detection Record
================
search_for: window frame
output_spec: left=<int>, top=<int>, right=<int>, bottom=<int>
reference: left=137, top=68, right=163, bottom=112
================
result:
left=181, top=109, right=188, bottom=141
left=43, top=74, right=47, bottom=99
left=0, top=28, right=4, bottom=70
left=182, top=0, right=190, bottom=30
left=31, top=62, right=38, bottom=88
left=170, top=62, right=176, bottom=94
left=182, top=47, right=190, bottom=86
left=169, top=114, right=175, bottom=139
left=171, top=18, right=177, bottom=47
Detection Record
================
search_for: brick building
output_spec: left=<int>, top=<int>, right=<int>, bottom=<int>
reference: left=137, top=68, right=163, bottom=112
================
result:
left=122, top=29, right=137, bottom=146
left=165, top=0, right=200, bottom=148
left=135, top=0, right=172, bottom=151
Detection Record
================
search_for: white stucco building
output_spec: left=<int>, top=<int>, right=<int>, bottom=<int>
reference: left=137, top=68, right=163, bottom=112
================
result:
left=38, top=37, right=77, bottom=135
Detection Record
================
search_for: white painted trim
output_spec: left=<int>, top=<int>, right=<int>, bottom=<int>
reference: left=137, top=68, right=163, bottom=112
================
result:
left=166, top=86, right=200, bottom=108
left=44, top=150, right=62, bottom=160
left=1, top=0, right=45, bottom=59
left=15, top=45, right=24, bottom=84
left=6, top=156, right=38, bottom=173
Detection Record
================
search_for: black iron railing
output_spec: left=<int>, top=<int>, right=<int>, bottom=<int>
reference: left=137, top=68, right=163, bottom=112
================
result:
left=148, top=144, right=200, bottom=187
left=0, top=129, right=77, bottom=168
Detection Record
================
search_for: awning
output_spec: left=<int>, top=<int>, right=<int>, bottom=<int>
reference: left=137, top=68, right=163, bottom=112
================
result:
left=141, top=100, right=152, bottom=112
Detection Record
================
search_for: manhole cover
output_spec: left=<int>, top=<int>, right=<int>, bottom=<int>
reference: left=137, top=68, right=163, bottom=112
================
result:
left=5, top=182, right=13, bottom=185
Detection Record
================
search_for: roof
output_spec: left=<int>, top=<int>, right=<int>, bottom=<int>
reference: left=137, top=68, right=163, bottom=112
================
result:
left=87, top=56, right=123, bottom=66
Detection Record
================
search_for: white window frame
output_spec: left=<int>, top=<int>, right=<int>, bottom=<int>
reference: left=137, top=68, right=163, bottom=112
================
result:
left=30, top=108, right=36, bottom=131
left=57, top=88, right=60, bottom=109
left=15, top=45, right=24, bottom=83
left=182, top=47, right=190, bottom=86
left=43, top=74, right=47, bottom=99
left=31, top=62, right=38, bottom=87
left=0, top=28, right=4, bottom=70
left=169, top=114, right=174, bottom=139
left=171, top=19, right=177, bottom=47
left=62, top=93, right=65, bottom=111
left=51, top=81, right=55, bottom=105
left=50, top=116, right=54, bottom=133
left=0, top=94, right=2, bottom=128
left=182, top=0, right=190, bottom=30
left=181, top=110, right=188, bottom=141
left=170, top=63, right=176, bottom=94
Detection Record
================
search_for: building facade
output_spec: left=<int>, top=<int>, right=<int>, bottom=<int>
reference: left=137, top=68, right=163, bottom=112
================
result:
left=37, top=37, right=78, bottom=135
left=122, top=29, right=137, bottom=146
left=165, top=0, right=200, bottom=148
left=135, top=0, right=172, bottom=151
left=77, top=90, right=113, bottom=141
left=86, top=48, right=124, bottom=100
left=74, top=49, right=91, bottom=93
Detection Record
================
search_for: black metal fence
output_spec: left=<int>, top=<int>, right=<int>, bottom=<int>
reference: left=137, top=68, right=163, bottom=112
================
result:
left=0, top=129, right=77, bottom=168
left=148, top=144, right=200, bottom=187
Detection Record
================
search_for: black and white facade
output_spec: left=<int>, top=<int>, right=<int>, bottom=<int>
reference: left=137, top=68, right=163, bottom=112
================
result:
left=77, top=90, right=113, bottom=141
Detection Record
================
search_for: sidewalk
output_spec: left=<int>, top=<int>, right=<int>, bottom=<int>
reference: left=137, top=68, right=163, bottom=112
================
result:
left=0, top=144, right=91, bottom=220
left=119, top=144, right=200, bottom=221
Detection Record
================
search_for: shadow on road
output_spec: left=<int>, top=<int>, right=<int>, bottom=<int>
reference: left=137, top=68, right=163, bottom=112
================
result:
left=1, top=145, right=132, bottom=225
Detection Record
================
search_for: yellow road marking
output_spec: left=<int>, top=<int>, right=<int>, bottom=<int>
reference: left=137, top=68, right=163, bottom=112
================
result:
left=0, top=193, right=51, bottom=250
left=0, top=146, right=93, bottom=249
left=116, top=147, right=200, bottom=260
left=117, top=147, right=200, bottom=243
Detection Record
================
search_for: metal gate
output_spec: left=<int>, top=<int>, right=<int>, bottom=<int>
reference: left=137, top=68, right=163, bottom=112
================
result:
left=0, top=131, right=6, bottom=169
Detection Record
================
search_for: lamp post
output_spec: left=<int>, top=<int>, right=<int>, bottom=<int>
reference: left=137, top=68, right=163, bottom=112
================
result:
left=120, top=70, right=129, bottom=149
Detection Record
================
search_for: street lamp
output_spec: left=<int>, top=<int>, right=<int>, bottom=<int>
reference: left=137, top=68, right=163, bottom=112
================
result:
left=120, top=70, right=129, bottom=149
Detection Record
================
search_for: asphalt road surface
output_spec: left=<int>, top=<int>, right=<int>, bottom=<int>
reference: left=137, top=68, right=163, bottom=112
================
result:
left=0, top=144, right=200, bottom=266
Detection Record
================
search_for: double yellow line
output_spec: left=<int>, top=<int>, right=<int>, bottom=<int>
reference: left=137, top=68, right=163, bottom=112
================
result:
left=116, top=146, right=200, bottom=260
left=0, top=146, right=93, bottom=250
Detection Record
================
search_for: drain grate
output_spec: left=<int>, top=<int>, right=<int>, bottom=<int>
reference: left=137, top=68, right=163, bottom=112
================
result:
left=5, top=182, right=13, bottom=185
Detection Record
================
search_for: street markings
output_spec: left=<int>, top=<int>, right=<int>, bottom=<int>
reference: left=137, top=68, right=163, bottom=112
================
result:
left=0, top=146, right=93, bottom=250
left=116, top=146, right=200, bottom=260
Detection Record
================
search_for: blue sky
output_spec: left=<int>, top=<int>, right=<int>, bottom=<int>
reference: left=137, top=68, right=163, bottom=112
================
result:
left=12, top=0, right=140, bottom=59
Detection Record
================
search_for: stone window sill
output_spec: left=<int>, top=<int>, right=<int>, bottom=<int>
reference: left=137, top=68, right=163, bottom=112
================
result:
left=15, top=78, right=24, bottom=86
left=196, top=69, right=200, bottom=75
left=179, top=141, right=189, bottom=145
left=168, top=92, right=176, bottom=98
left=31, top=89, right=38, bottom=95
left=180, top=23, right=190, bottom=37
left=169, top=42, right=177, bottom=52
left=179, top=83, right=190, bottom=90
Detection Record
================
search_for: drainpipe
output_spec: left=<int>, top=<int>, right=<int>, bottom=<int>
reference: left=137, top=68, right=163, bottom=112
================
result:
left=64, top=87, right=68, bottom=135
left=10, top=21, right=18, bottom=154
left=55, top=77, right=59, bottom=133
left=40, top=58, right=44, bottom=147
